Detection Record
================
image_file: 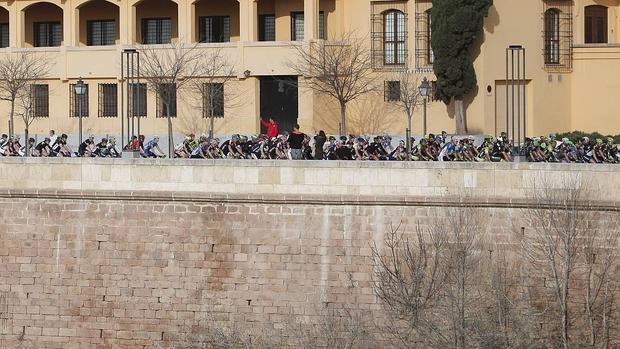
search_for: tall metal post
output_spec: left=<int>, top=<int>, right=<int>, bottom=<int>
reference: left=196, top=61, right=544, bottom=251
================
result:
left=121, top=49, right=140, bottom=147
left=505, top=45, right=526, bottom=155
left=422, top=97, right=427, bottom=136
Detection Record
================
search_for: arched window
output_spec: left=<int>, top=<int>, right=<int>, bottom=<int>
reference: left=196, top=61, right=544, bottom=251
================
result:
left=585, top=5, right=607, bottom=44
left=383, top=10, right=405, bottom=65
left=544, top=8, right=560, bottom=64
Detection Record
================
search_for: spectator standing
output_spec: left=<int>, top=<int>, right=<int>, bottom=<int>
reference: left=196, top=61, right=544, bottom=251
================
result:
left=287, top=124, right=305, bottom=160
left=260, top=117, right=279, bottom=138
left=314, top=130, right=327, bottom=160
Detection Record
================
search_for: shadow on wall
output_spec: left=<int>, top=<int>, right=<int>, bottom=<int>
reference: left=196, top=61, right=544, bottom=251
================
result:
left=484, top=5, right=500, bottom=34
left=313, top=93, right=400, bottom=135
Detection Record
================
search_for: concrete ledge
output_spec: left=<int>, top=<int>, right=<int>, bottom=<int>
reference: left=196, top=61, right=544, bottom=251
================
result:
left=1, top=158, right=618, bottom=203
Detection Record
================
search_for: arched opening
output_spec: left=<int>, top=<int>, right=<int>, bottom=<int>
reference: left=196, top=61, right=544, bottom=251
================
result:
left=193, top=0, right=239, bottom=43
left=0, top=7, right=9, bottom=48
left=135, top=0, right=178, bottom=44
left=77, top=0, right=120, bottom=46
left=23, top=2, right=63, bottom=47
left=585, top=5, right=607, bottom=44
left=544, top=8, right=560, bottom=64
left=383, top=9, right=405, bottom=65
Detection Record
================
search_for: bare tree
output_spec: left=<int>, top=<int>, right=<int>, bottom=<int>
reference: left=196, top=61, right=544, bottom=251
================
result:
left=190, top=49, right=237, bottom=139
left=520, top=176, right=619, bottom=349
left=16, top=87, right=38, bottom=157
left=372, top=206, right=518, bottom=349
left=173, top=322, right=280, bottom=349
left=0, top=52, right=51, bottom=138
left=139, top=42, right=210, bottom=157
left=290, top=32, right=376, bottom=135
left=389, top=71, right=423, bottom=159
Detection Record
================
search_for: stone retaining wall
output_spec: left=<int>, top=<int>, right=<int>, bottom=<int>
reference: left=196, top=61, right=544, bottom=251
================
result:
left=0, top=160, right=617, bottom=348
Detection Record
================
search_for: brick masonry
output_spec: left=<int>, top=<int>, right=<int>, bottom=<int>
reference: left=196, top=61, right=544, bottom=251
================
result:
left=0, top=160, right=617, bottom=348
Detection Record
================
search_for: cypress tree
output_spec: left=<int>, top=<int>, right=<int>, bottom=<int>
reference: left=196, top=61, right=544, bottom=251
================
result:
left=431, top=0, right=492, bottom=134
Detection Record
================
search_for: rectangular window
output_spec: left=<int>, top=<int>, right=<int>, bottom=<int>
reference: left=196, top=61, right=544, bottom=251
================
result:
left=34, top=22, right=62, bottom=47
left=31, top=84, right=49, bottom=118
left=384, top=81, right=401, bottom=102
left=0, top=23, right=8, bottom=48
left=69, top=83, right=89, bottom=118
left=291, top=12, right=304, bottom=41
left=129, top=83, right=147, bottom=117
left=87, top=20, right=116, bottom=46
left=156, top=83, right=176, bottom=118
left=141, top=18, right=171, bottom=44
left=202, top=83, right=224, bottom=118
left=199, top=16, right=230, bottom=43
left=98, top=83, right=117, bottom=117
left=259, top=14, right=276, bottom=41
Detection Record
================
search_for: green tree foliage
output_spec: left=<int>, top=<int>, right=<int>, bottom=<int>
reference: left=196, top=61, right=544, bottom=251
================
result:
left=431, top=0, right=492, bottom=133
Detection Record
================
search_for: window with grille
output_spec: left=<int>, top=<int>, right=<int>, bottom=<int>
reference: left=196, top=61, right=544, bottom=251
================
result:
left=156, top=83, right=176, bottom=118
left=202, top=83, right=224, bottom=119
left=371, top=1, right=407, bottom=70
left=289, top=12, right=325, bottom=41
left=98, top=84, right=117, bottom=117
left=384, top=10, right=406, bottom=65
left=0, top=23, right=8, bottom=48
left=69, top=84, right=89, bottom=118
left=585, top=5, right=607, bottom=44
left=259, top=14, right=275, bottom=41
left=384, top=81, right=401, bottom=102
left=141, top=18, right=171, bottom=44
left=129, top=83, right=147, bottom=117
left=34, top=22, right=62, bottom=47
left=544, top=9, right=560, bottom=64
left=31, top=84, right=49, bottom=118
left=415, top=3, right=433, bottom=70
left=199, top=16, right=230, bottom=43
left=291, top=12, right=304, bottom=41
left=87, top=20, right=116, bottom=46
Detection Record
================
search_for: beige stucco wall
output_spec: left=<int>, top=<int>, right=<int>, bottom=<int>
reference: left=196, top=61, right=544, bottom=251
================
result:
left=0, top=0, right=617, bottom=137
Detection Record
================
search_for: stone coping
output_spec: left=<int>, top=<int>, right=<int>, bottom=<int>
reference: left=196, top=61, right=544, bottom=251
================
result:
left=1, top=188, right=618, bottom=211
left=0, top=157, right=618, bottom=171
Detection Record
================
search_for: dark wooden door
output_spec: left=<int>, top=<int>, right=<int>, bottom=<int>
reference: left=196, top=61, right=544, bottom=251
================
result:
left=585, top=5, right=608, bottom=44
left=259, top=76, right=299, bottom=135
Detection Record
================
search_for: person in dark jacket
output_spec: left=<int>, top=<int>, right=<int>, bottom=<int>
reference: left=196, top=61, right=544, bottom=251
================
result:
left=287, top=124, right=305, bottom=160
left=314, top=130, right=327, bottom=160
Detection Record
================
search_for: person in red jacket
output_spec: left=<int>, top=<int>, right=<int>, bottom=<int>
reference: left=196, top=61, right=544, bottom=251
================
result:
left=261, top=117, right=279, bottom=138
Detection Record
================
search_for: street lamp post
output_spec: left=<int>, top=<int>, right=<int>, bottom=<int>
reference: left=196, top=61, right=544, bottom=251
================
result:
left=418, top=77, right=431, bottom=136
left=74, top=78, right=86, bottom=146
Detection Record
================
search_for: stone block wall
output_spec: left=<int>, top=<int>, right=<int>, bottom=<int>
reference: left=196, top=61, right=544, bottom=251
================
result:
left=0, top=160, right=617, bottom=348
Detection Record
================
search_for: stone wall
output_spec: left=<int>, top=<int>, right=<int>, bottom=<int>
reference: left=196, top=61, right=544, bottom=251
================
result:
left=0, top=160, right=618, bottom=348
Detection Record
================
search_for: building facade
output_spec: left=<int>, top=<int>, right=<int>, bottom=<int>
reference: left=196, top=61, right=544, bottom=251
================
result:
left=0, top=0, right=617, bottom=141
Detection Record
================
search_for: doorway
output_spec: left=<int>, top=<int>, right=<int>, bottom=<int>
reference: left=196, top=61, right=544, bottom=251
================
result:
left=259, top=76, right=298, bottom=135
